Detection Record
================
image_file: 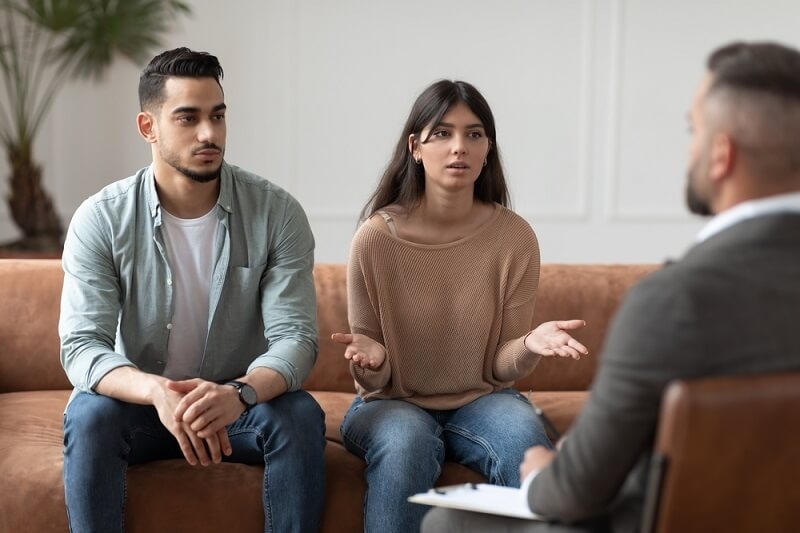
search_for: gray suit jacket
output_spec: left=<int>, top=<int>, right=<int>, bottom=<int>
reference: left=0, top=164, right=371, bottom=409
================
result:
left=528, top=213, right=800, bottom=531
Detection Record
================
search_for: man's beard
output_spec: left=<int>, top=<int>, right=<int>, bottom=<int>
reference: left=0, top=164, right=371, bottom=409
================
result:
left=162, top=144, right=224, bottom=183
left=685, top=177, right=713, bottom=216
left=685, top=155, right=713, bottom=217
left=173, top=162, right=222, bottom=183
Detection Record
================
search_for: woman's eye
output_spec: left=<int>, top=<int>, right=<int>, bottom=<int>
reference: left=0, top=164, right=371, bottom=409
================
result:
left=432, top=130, right=449, bottom=137
left=468, top=130, right=484, bottom=139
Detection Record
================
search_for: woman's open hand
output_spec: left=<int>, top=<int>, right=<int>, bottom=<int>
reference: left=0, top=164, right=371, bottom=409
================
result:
left=524, top=320, right=588, bottom=360
left=331, top=332, right=387, bottom=369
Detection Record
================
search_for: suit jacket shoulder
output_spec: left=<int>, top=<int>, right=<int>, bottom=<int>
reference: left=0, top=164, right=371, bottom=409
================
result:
left=528, top=213, right=800, bottom=526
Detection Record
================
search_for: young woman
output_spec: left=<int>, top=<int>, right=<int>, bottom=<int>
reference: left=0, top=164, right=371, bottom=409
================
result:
left=332, top=80, right=587, bottom=533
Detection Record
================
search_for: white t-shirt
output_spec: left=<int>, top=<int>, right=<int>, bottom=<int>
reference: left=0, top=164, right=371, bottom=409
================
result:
left=160, top=206, right=219, bottom=380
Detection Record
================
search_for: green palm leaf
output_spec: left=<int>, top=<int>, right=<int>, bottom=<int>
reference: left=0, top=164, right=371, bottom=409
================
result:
left=0, top=0, right=192, bottom=248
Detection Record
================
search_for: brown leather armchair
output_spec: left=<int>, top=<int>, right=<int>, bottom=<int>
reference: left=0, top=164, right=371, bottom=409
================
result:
left=641, top=372, right=800, bottom=533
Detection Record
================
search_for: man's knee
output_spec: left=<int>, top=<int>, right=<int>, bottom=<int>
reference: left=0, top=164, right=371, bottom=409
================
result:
left=65, top=393, right=131, bottom=439
left=244, top=390, right=325, bottom=446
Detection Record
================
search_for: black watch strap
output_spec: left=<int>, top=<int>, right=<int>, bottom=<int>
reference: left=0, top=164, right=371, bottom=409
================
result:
left=225, top=380, right=257, bottom=409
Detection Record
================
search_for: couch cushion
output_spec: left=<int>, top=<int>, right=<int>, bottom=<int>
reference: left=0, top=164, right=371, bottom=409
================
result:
left=2, top=389, right=537, bottom=533
left=0, top=390, right=70, bottom=532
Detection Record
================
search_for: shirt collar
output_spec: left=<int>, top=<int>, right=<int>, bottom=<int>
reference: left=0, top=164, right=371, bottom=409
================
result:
left=143, top=162, right=234, bottom=219
left=696, top=191, right=800, bottom=242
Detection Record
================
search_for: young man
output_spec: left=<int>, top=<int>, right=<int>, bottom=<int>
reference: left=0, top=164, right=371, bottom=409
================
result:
left=59, top=48, right=325, bottom=532
left=423, top=40, right=800, bottom=532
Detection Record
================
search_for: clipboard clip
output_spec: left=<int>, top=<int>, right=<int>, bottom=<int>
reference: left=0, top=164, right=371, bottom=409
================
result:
left=432, top=483, right=478, bottom=495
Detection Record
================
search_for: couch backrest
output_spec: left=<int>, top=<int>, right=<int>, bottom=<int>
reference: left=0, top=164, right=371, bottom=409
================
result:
left=0, top=260, right=657, bottom=394
left=301, top=263, right=659, bottom=392
left=0, top=259, right=69, bottom=392
left=521, top=263, right=659, bottom=392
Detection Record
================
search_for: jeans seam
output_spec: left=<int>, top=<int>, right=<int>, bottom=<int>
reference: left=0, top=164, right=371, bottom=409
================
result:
left=443, top=424, right=504, bottom=485
left=263, top=452, right=272, bottom=533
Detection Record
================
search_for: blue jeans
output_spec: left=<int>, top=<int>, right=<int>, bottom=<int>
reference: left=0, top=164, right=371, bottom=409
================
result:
left=63, top=390, right=326, bottom=533
left=341, top=388, right=552, bottom=533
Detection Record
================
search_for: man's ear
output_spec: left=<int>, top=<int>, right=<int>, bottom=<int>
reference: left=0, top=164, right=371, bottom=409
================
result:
left=709, top=133, right=735, bottom=183
left=137, top=111, right=157, bottom=144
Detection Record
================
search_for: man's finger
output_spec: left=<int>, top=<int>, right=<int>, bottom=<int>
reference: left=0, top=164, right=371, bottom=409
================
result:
left=167, top=378, right=202, bottom=393
left=205, top=434, right=222, bottom=464
left=176, top=431, right=198, bottom=466
left=218, top=429, right=232, bottom=456
left=186, top=427, right=211, bottom=466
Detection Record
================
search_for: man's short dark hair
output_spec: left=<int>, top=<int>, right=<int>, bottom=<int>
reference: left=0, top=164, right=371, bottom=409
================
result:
left=706, top=42, right=800, bottom=180
left=708, top=41, right=800, bottom=101
left=138, top=47, right=224, bottom=111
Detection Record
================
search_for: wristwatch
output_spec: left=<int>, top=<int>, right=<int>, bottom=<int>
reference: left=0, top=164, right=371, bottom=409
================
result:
left=225, top=380, right=257, bottom=409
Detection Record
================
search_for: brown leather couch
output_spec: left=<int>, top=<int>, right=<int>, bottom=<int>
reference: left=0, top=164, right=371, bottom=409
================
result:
left=0, top=259, right=657, bottom=533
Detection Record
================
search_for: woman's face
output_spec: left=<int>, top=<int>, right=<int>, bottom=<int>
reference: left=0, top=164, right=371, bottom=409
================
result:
left=409, top=102, right=491, bottom=195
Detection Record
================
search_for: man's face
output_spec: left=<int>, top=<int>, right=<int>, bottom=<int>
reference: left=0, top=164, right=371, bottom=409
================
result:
left=685, top=75, right=714, bottom=216
left=151, top=76, right=227, bottom=183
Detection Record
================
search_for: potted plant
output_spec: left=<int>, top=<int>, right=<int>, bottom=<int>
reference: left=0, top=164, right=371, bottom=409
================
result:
left=0, top=0, right=190, bottom=253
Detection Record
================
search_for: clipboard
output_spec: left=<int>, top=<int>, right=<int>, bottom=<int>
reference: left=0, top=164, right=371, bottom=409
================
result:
left=408, top=475, right=543, bottom=520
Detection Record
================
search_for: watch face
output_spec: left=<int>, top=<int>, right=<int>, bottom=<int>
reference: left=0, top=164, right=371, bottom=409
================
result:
left=240, top=383, right=257, bottom=407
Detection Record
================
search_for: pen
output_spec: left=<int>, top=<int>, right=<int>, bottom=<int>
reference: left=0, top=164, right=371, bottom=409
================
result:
left=528, top=390, right=561, bottom=442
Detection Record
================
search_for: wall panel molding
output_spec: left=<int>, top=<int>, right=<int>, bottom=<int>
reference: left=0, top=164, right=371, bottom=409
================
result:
left=602, top=0, right=689, bottom=222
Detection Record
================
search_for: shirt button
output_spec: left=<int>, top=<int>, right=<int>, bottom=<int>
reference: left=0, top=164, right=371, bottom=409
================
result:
left=167, top=278, right=172, bottom=286
left=166, top=323, right=173, bottom=330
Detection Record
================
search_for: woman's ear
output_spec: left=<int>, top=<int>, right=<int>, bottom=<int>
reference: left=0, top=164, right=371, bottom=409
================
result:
left=408, top=134, right=420, bottom=163
left=137, top=112, right=157, bottom=144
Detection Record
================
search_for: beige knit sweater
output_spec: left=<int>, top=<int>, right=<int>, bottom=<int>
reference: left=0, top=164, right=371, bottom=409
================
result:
left=347, top=204, right=542, bottom=410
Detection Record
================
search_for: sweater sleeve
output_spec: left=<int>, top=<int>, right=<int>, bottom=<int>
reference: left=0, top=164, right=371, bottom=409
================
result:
left=346, top=225, right=392, bottom=391
left=492, top=226, right=541, bottom=382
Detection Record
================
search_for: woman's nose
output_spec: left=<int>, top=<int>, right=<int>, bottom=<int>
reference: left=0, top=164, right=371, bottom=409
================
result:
left=451, top=134, right=467, bottom=154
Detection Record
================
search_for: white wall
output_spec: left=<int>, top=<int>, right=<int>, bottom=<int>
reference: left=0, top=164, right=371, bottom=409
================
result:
left=2, top=0, right=799, bottom=263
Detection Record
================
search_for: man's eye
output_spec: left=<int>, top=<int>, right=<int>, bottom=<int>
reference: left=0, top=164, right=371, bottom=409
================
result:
left=212, top=114, right=226, bottom=121
left=177, top=116, right=195, bottom=123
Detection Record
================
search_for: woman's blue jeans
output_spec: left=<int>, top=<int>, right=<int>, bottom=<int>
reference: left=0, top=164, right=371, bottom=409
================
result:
left=340, top=388, right=552, bottom=533
left=63, top=390, right=326, bottom=533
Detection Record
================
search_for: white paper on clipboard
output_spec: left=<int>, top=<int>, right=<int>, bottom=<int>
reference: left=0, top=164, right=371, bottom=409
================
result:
left=408, top=474, right=543, bottom=520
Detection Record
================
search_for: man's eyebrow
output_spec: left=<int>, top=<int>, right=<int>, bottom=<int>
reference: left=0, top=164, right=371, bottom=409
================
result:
left=170, top=103, right=227, bottom=115
left=171, top=106, right=199, bottom=115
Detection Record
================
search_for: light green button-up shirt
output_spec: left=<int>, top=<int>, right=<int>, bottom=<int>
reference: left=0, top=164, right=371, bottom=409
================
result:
left=59, top=162, right=318, bottom=402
